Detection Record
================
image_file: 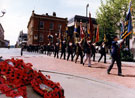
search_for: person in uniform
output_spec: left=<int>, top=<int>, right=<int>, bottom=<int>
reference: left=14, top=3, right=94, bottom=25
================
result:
left=107, top=36, right=123, bottom=76
left=91, top=43, right=96, bottom=61
left=54, top=42, right=59, bottom=58
left=47, top=43, right=52, bottom=56
left=75, top=41, right=83, bottom=64
left=43, top=44, right=47, bottom=54
left=67, top=42, right=73, bottom=61
left=83, top=39, right=92, bottom=67
left=60, top=40, right=66, bottom=60
left=98, top=42, right=106, bottom=63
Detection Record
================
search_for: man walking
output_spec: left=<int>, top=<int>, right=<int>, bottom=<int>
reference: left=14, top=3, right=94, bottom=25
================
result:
left=67, top=42, right=73, bottom=61
left=60, top=40, right=66, bottom=60
left=91, top=43, right=96, bottom=61
left=54, top=42, right=59, bottom=58
left=75, top=41, right=83, bottom=64
left=98, top=42, right=106, bottom=63
left=107, top=36, right=123, bottom=76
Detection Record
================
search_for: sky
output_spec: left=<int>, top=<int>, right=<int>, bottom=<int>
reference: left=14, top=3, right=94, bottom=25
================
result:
left=0, top=0, right=105, bottom=45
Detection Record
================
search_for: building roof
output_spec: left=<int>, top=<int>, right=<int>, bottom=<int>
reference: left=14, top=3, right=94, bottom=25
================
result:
left=27, top=11, right=68, bottom=28
left=68, top=15, right=97, bottom=27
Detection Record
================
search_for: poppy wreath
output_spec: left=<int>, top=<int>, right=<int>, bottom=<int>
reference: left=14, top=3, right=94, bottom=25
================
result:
left=0, top=75, right=27, bottom=98
left=0, top=84, right=27, bottom=98
left=31, top=71, right=65, bottom=98
left=0, top=58, right=65, bottom=98
left=4, top=59, right=36, bottom=85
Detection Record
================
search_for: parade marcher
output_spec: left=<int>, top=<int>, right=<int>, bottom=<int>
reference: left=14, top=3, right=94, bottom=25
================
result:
left=43, top=44, right=47, bottom=54
left=91, top=43, right=96, bottom=61
left=54, top=42, right=59, bottom=58
left=83, top=39, right=87, bottom=58
left=60, top=40, right=66, bottom=60
left=75, top=41, right=83, bottom=64
left=98, top=42, right=106, bottom=63
left=39, top=45, right=44, bottom=54
left=47, top=43, right=51, bottom=56
left=83, top=39, right=92, bottom=67
left=67, top=42, right=73, bottom=61
left=107, top=36, right=123, bottom=76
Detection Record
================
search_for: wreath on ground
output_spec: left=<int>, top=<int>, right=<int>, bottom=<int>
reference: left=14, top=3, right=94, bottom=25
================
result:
left=0, top=58, right=64, bottom=98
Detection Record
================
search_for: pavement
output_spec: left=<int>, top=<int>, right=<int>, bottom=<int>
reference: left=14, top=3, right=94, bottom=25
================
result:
left=0, top=48, right=135, bottom=98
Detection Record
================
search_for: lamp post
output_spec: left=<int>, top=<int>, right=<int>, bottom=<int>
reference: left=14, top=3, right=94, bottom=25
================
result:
left=86, top=4, right=89, bottom=37
left=0, top=10, right=6, bottom=17
left=86, top=4, right=89, bottom=17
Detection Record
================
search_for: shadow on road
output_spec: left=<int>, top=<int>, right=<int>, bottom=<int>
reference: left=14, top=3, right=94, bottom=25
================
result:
left=123, top=74, right=135, bottom=77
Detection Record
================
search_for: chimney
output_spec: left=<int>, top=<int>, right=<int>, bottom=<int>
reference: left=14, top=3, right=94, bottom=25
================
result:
left=53, top=12, right=56, bottom=17
left=46, top=13, right=49, bottom=16
left=32, top=10, right=35, bottom=16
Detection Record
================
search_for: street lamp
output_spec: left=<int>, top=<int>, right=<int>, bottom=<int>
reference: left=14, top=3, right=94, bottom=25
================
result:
left=86, top=4, right=89, bottom=17
left=85, top=4, right=89, bottom=36
left=0, top=10, right=6, bottom=17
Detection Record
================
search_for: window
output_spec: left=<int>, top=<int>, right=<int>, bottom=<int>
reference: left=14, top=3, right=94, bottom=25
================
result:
left=39, top=33, right=44, bottom=42
left=34, top=34, right=38, bottom=40
left=50, top=22, right=54, bottom=30
left=39, top=21, right=44, bottom=29
left=58, top=24, right=62, bottom=30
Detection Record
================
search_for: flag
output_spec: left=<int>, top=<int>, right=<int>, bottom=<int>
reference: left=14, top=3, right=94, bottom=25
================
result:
left=120, top=21, right=124, bottom=39
left=58, top=25, right=62, bottom=39
left=80, top=22, right=84, bottom=39
left=87, top=28, right=91, bottom=37
left=104, top=34, right=107, bottom=42
left=121, top=1, right=132, bottom=39
left=95, top=25, right=99, bottom=43
left=74, top=21, right=77, bottom=34
left=89, top=13, right=94, bottom=40
left=66, top=27, right=68, bottom=33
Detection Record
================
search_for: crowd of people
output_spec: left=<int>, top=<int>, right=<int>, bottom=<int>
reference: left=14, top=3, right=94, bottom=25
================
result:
left=22, top=36, right=123, bottom=76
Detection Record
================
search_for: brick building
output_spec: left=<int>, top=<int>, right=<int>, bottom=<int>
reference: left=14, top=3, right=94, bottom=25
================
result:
left=27, top=11, right=67, bottom=45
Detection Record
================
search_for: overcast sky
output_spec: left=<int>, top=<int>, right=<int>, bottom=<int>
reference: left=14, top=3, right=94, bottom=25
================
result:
left=0, top=0, right=105, bottom=45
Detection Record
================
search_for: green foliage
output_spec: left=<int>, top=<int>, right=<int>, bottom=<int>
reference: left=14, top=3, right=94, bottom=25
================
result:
left=121, top=49, right=134, bottom=61
left=96, top=0, right=133, bottom=42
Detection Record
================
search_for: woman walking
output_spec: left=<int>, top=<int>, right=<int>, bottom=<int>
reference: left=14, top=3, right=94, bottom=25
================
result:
left=83, top=39, right=92, bottom=67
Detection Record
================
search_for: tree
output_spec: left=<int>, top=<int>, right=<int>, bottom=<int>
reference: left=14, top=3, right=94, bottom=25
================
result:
left=96, top=0, right=135, bottom=43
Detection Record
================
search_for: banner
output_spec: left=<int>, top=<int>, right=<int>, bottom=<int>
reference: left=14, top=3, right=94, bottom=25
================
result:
left=121, top=1, right=132, bottom=39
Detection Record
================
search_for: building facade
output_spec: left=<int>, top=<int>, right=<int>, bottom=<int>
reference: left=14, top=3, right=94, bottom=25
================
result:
left=0, top=23, right=10, bottom=47
left=68, top=15, right=97, bottom=43
left=27, top=11, right=67, bottom=45
left=0, top=23, right=5, bottom=47
left=16, top=30, right=28, bottom=47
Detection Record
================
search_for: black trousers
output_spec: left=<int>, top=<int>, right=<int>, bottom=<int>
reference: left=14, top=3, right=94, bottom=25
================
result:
left=98, top=53, right=106, bottom=63
left=54, top=51, right=59, bottom=58
left=60, top=51, right=66, bottom=59
left=91, top=53, right=95, bottom=61
left=75, top=53, right=83, bottom=64
left=108, top=57, right=122, bottom=74
left=67, top=52, right=73, bottom=61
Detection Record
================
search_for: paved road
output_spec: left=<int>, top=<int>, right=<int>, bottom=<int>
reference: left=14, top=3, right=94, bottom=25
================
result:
left=0, top=48, right=135, bottom=98
left=0, top=48, right=134, bottom=66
